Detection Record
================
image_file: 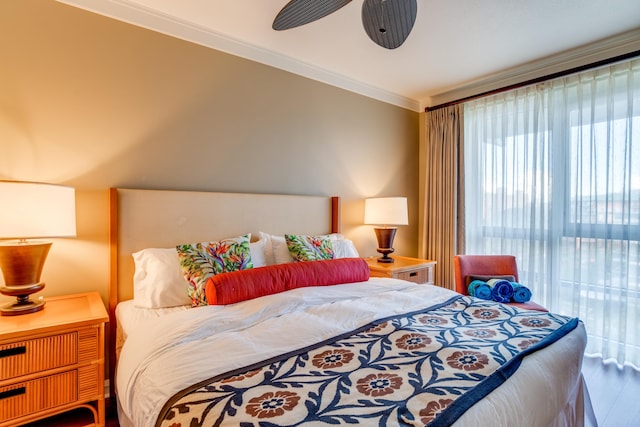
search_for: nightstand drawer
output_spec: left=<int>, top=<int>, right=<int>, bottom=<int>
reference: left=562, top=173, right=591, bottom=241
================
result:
left=0, top=370, right=77, bottom=423
left=0, top=327, right=100, bottom=383
left=366, top=256, right=437, bottom=285
left=396, top=267, right=429, bottom=284
left=0, top=333, right=78, bottom=380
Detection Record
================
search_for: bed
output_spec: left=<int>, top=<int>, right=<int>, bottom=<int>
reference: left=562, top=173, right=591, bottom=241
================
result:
left=109, top=188, right=592, bottom=427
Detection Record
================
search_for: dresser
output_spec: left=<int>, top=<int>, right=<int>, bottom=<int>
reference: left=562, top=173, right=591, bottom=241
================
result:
left=0, top=292, right=108, bottom=426
left=366, top=256, right=437, bottom=285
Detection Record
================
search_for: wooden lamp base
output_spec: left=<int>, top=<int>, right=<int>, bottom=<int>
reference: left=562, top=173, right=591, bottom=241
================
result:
left=374, top=227, right=397, bottom=263
left=0, top=241, right=51, bottom=316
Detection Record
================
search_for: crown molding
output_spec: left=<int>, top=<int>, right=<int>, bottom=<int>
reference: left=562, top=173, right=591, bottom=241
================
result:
left=424, top=28, right=640, bottom=109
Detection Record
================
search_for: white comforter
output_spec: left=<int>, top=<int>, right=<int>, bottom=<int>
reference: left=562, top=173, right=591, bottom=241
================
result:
left=116, top=278, right=588, bottom=427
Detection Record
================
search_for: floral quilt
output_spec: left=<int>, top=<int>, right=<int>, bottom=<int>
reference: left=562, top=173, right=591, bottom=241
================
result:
left=156, top=295, right=579, bottom=427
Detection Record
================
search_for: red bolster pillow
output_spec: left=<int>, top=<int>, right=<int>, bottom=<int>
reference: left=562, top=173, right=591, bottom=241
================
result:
left=205, top=258, right=370, bottom=305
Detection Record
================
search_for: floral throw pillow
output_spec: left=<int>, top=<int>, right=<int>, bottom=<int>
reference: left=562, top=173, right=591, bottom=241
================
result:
left=177, top=234, right=253, bottom=307
left=285, top=234, right=334, bottom=262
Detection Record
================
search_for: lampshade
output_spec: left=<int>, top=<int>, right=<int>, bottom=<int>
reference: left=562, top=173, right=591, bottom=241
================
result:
left=0, top=181, right=76, bottom=239
left=364, top=197, right=408, bottom=226
left=0, top=181, right=76, bottom=316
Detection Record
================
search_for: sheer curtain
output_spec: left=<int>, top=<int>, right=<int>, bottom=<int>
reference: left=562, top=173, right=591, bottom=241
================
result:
left=464, top=58, right=640, bottom=367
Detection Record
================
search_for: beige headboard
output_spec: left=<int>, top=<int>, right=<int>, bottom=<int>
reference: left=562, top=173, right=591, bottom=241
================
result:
left=108, top=188, right=339, bottom=393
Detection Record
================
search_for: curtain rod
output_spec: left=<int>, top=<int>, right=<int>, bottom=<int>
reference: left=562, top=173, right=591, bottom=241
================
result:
left=424, top=50, right=640, bottom=112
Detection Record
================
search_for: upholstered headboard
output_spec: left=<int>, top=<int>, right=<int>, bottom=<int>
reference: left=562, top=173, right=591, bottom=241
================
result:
left=108, top=188, right=340, bottom=396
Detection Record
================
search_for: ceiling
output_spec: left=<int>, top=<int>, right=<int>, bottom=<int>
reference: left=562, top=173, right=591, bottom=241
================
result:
left=60, top=0, right=640, bottom=111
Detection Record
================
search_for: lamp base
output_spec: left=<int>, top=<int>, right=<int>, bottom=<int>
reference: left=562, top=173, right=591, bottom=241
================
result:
left=374, top=227, right=397, bottom=263
left=0, top=241, right=51, bottom=316
left=0, top=283, right=46, bottom=315
left=1, top=296, right=45, bottom=316
left=376, top=250, right=395, bottom=263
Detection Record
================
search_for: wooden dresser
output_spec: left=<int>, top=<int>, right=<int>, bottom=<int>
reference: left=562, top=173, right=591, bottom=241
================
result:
left=0, top=292, right=108, bottom=426
left=366, top=256, right=437, bottom=285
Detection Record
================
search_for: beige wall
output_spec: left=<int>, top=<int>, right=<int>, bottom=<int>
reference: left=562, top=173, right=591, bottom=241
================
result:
left=0, top=1, right=419, bottom=305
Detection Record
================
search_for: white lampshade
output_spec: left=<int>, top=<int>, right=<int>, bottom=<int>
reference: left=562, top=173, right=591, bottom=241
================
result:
left=364, top=197, right=408, bottom=226
left=0, top=181, right=76, bottom=239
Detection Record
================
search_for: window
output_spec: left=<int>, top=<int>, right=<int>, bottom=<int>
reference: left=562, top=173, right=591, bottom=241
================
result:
left=464, top=58, right=640, bottom=367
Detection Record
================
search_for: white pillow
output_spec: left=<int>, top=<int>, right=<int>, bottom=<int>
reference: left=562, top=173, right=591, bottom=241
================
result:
left=249, top=237, right=268, bottom=268
left=132, top=248, right=190, bottom=309
left=327, top=233, right=346, bottom=241
left=257, top=231, right=279, bottom=265
left=332, top=239, right=360, bottom=258
left=270, top=234, right=294, bottom=264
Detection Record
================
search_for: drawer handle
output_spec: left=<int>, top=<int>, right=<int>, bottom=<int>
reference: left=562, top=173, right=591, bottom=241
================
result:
left=410, top=272, right=418, bottom=277
left=0, top=387, right=26, bottom=400
left=0, top=346, right=26, bottom=359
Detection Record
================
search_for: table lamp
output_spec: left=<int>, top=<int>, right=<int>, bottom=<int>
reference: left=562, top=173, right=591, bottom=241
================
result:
left=0, top=181, right=76, bottom=315
left=364, top=197, right=408, bottom=263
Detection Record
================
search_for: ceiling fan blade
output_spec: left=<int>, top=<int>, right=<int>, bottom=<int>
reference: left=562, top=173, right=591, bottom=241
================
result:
left=273, top=0, right=352, bottom=30
left=362, top=0, right=417, bottom=49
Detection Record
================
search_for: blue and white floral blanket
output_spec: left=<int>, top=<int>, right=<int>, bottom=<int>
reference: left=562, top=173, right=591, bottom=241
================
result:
left=155, top=293, right=579, bottom=427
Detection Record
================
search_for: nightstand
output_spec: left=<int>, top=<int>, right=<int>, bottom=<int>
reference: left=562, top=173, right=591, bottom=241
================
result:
left=366, top=255, right=437, bottom=285
left=0, top=292, right=108, bottom=427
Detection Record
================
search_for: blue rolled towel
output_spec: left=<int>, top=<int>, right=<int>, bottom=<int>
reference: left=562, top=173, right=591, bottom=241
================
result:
left=475, top=284, right=493, bottom=300
left=468, top=280, right=492, bottom=300
left=511, top=282, right=532, bottom=303
left=467, top=279, right=483, bottom=296
left=487, top=279, right=514, bottom=303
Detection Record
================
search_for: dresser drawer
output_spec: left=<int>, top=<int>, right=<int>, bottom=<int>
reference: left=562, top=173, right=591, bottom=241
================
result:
left=366, top=257, right=436, bottom=286
left=0, top=327, right=100, bottom=382
left=396, top=267, right=430, bottom=284
left=0, top=370, right=77, bottom=423
left=0, top=333, right=78, bottom=380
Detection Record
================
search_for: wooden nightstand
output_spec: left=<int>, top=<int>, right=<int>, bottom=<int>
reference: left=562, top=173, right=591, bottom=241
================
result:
left=366, top=256, right=437, bottom=285
left=0, top=292, right=108, bottom=427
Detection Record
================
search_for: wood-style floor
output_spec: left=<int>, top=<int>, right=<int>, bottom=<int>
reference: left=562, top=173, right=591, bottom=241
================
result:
left=581, top=355, right=640, bottom=427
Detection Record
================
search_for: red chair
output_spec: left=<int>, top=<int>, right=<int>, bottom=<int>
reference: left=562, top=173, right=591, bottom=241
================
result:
left=453, top=255, right=547, bottom=312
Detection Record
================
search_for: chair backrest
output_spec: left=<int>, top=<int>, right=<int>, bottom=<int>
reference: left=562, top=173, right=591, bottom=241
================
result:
left=453, top=255, right=519, bottom=295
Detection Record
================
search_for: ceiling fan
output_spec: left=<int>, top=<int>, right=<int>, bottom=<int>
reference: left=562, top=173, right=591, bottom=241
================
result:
left=273, top=0, right=418, bottom=50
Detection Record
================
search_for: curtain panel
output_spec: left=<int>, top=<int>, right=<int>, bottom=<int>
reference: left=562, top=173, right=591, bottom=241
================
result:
left=463, top=58, right=640, bottom=367
left=420, top=105, right=464, bottom=290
